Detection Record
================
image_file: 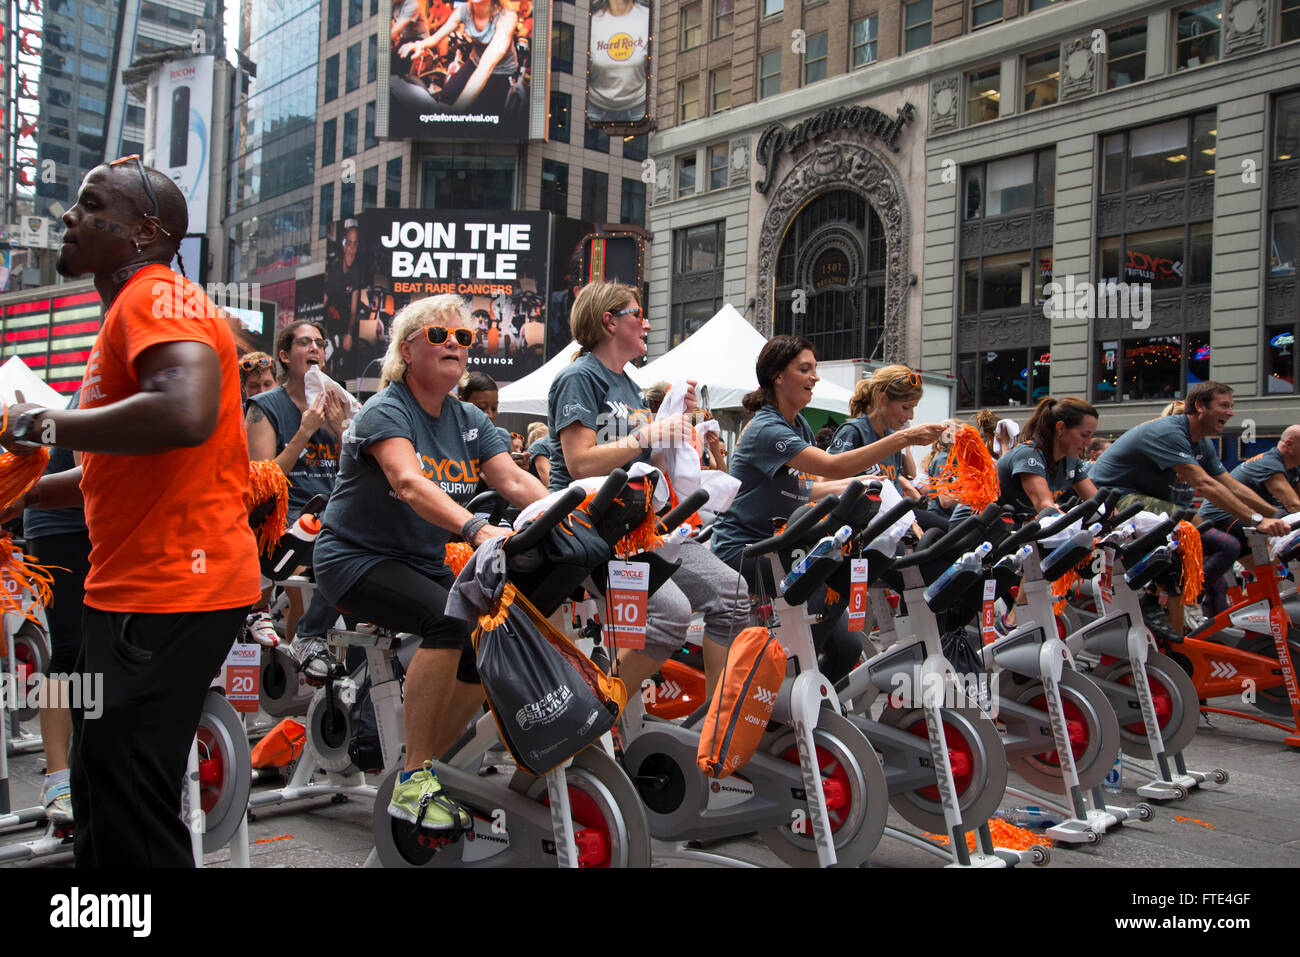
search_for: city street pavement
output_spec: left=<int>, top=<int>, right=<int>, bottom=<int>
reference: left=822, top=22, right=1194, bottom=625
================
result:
left=3, top=699, right=1298, bottom=869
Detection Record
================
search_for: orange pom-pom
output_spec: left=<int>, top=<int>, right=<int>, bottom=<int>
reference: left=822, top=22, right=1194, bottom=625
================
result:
left=245, top=460, right=290, bottom=556
left=1175, top=520, right=1203, bottom=605
left=0, top=533, right=59, bottom=625
left=923, top=817, right=1052, bottom=852
left=445, top=541, right=474, bottom=577
left=929, top=425, right=1000, bottom=511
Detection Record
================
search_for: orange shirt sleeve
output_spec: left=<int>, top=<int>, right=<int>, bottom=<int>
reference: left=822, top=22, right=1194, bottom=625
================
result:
left=117, top=272, right=222, bottom=373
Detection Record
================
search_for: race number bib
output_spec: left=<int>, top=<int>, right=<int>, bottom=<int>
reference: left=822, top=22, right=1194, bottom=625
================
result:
left=847, top=558, right=869, bottom=632
left=980, top=579, right=999, bottom=645
left=606, top=561, right=649, bottom=651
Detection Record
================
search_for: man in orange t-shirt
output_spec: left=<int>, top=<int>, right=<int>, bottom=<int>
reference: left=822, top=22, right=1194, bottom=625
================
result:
left=1, top=157, right=260, bottom=867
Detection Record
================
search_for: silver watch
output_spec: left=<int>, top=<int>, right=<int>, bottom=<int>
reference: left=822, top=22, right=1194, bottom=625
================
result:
left=1249, top=512, right=1264, bottom=526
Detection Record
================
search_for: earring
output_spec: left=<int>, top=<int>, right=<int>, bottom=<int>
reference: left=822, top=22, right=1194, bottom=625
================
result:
left=133, top=240, right=142, bottom=252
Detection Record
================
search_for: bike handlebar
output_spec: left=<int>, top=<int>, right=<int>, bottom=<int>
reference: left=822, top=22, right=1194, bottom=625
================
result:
left=504, top=486, right=588, bottom=556
left=657, top=487, right=710, bottom=535
left=1099, top=500, right=1144, bottom=532
left=803, top=480, right=869, bottom=542
left=1035, top=490, right=1108, bottom=540
left=585, top=469, right=630, bottom=525
left=742, top=494, right=839, bottom=560
left=988, top=518, right=1042, bottom=562
left=853, top=497, right=916, bottom=550
left=891, top=503, right=1003, bottom=570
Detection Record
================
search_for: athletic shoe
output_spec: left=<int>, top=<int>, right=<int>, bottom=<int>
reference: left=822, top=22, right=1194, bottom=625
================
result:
left=246, top=611, right=281, bottom=648
left=1139, top=592, right=1181, bottom=643
left=388, top=762, right=469, bottom=831
left=42, top=776, right=73, bottom=827
left=290, top=633, right=340, bottom=680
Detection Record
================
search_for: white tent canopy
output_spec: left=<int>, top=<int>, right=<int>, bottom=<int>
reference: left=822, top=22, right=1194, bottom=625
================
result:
left=497, top=339, right=638, bottom=415
left=629, top=304, right=851, bottom=414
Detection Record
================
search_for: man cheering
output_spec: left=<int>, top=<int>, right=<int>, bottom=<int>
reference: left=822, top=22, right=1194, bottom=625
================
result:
left=2, top=157, right=260, bottom=866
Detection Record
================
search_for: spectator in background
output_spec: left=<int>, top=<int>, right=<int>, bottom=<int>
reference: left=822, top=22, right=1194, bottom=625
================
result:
left=239, top=351, right=276, bottom=401
left=974, top=408, right=999, bottom=459
left=814, top=425, right=836, bottom=450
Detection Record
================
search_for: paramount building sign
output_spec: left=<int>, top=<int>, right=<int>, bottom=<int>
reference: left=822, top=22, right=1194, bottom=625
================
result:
left=755, top=103, right=916, bottom=194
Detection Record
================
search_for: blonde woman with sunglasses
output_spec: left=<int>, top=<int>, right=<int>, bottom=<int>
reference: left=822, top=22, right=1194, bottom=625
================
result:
left=310, top=293, right=548, bottom=831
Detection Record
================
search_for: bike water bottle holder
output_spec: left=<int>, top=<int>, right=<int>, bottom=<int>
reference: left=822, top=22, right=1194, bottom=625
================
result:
left=1040, top=541, right=1094, bottom=583
left=925, top=567, right=984, bottom=615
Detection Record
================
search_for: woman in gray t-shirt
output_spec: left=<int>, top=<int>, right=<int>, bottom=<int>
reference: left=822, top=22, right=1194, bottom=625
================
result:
left=312, top=293, right=548, bottom=832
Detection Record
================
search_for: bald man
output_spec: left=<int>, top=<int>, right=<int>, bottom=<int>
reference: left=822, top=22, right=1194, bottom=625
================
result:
left=0, top=157, right=260, bottom=866
left=1197, top=425, right=1300, bottom=615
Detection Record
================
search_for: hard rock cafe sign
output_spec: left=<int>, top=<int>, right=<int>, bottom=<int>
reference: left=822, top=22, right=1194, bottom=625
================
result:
left=754, top=103, right=916, bottom=195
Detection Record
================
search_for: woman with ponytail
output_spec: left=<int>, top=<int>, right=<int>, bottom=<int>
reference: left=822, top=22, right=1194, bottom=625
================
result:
left=710, top=337, right=945, bottom=682
left=997, top=396, right=1099, bottom=516
left=830, top=364, right=952, bottom=528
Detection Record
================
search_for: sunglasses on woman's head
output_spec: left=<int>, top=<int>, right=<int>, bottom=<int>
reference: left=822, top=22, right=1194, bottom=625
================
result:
left=239, top=356, right=272, bottom=371
left=407, top=325, right=474, bottom=348
left=107, top=154, right=172, bottom=236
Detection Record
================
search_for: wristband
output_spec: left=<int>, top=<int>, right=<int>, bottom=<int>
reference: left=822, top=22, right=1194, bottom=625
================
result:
left=461, top=515, right=488, bottom=542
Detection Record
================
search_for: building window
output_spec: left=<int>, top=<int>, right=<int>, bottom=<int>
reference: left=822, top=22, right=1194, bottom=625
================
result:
left=343, top=109, right=358, bottom=157
left=966, top=65, right=1000, bottom=125
left=550, top=90, right=571, bottom=142
left=585, top=124, right=609, bottom=152
left=552, top=21, right=574, bottom=73
left=1175, top=2, right=1220, bottom=71
left=365, top=101, right=378, bottom=149
left=763, top=0, right=783, bottom=15
left=1283, top=0, right=1300, bottom=42
left=852, top=17, right=878, bottom=68
left=581, top=169, right=609, bottom=222
left=677, top=153, right=697, bottom=198
left=327, top=0, right=340, bottom=38
left=621, top=178, right=646, bottom=225
left=1022, top=48, right=1059, bottom=111
left=325, top=54, right=339, bottom=102
left=422, top=156, right=515, bottom=209
left=1101, top=111, right=1217, bottom=193
left=680, top=77, right=700, bottom=123
left=1106, top=22, right=1146, bottom=89
left=971, top=0, right=1002, bottom=29
left=623, top=134, right=648, bottom=161
left=957, top=150, right=1055, bottom=408
left=1093, top=112, right=1217, bottom=402
left=385, top=158, right=402, bottom=207
left=368, top=34, right=378, bottom=83
left=672, top=222, right=725, bottom=347
left=363, top=165, right=378, bottom=209
left=348, top=0, right=362, bottom=28
left=340, top=181, right=355, bottom=218
left=346, top=43, right=360, bottom=93
left=541, top=160, right=568, bottom=214
left=319, top=182, right=334, bottom=238
left=321, top=118, right=337, bottom=166
left=707, top=143, right=729, bottom=190
left=759, top=51, right=781, bottom=98
left=1266, top=92, right=1300, bottom=393
left=905, top=0, right=932, bottom=51
left=682, top=1, right=702, bottom=49
left=804, top=33, right=828, bottom=84
left=711, top=66, right=731, bottom=113
left=1028, top=0, right=1058, bottom=9
left=714, top=0, right=734, bottom=38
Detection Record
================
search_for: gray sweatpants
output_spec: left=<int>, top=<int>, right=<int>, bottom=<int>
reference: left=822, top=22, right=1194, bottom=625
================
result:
left=596, top=540, right=751, bottom=662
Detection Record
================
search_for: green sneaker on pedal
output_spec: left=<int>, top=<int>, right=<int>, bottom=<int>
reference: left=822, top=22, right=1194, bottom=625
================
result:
left=388, top=761, right=469, bottom=831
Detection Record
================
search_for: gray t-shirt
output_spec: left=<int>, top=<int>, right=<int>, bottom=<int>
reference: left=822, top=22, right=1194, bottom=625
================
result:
left=710, top=404, right=816, bottom=567
left=926, top=451, right=953, bottom=517
left=547, top=352, right=652, bottom=491
left=23, top=391, right=87, bottom=540
left=1200, top=446, right=1300, bottom=524
left=997, top=441, right=1084, bottom=516
left=247, top=386, right=340, bottom=512
left=829, top=415, right=904, bottom=482
left=313, top=381, right=508, bottom=601
left=1089, top=414, right=1225, bottom=502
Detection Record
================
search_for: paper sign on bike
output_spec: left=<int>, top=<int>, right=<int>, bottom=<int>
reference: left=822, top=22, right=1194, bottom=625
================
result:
left=980, top=579, right=998, bottom=645
left=1100, top=547, right=1115, bottom=606
left=606, top=560, right=649, bottom=651
left=847, top=558, right=868, bottom=632
left=223, top=643, right=261, bottom=713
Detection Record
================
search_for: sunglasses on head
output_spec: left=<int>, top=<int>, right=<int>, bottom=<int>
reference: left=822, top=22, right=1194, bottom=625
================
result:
left=108, top=155, right=173, bottom=236
left=904, top=371, right=923, bottom=387
left=407, top=325, right=474, bottom=348
left=239, top=356, right=273, bottom=371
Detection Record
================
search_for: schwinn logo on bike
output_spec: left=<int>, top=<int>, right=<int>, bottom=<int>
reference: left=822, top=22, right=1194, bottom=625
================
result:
left=515, top=684, right=574, bottom=730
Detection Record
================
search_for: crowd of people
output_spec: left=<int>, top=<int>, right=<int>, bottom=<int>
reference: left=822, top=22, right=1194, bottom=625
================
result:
left=7, top=157, right=1298, bottom=864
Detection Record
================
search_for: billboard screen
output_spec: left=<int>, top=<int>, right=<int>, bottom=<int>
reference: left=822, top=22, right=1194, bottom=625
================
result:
left=155, top=55, right=215, bottom=233
left=586, top=0, right=653, bottom=132
left=328, top=209, right=550, bottom=388
left=388, top=0, right=537, bottom=142
left=547, top=219, right=643, bottom=359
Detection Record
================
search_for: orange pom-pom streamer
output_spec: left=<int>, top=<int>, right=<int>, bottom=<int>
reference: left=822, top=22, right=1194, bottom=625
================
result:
left=923, top=818, right=1052, bottom=852
left=929, top=425, right=1000, bottom=512
left=1050, top=551, right=1096, bottom=614
left=0, top=533, right=59, bottom=626
left=1175, top=520, right=1203, bottom=605
left=0, top=403, right=51, bottom=511
left=245, top=460, right=290, bottom=555
left=445, top=541, right=474, bottom=577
